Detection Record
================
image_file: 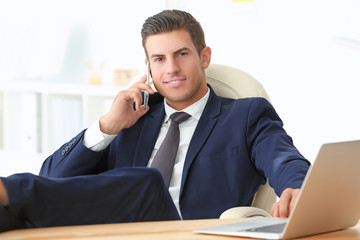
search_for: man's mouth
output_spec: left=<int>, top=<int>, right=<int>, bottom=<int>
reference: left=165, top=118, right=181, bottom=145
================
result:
left=168, top=79, right=182, bottom=84
left=163, top=76, right=186, bottom=86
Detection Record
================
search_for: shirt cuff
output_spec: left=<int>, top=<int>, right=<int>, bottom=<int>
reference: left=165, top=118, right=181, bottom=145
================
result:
left=83, top=119, right=117, bottom=151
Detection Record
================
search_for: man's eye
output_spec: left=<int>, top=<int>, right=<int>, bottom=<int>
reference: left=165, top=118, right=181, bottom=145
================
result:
left=155, top=57, right=163, bottom=62
left=179, top=52, right=187, bottom=56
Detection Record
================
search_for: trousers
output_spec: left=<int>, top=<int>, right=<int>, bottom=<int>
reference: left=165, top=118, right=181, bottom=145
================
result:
left=0, top=167, right=180, bottom=232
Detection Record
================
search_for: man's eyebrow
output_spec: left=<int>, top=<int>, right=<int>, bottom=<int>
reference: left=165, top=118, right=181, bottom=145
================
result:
left=150, top=53, right=164, bottom=59
left=150, top=47, right=191, bottom=59
left=174, top=47, right=190, bottom=54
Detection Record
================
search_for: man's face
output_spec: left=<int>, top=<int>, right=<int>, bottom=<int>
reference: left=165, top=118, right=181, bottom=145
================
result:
left=145, top=29, right=211, bottom=110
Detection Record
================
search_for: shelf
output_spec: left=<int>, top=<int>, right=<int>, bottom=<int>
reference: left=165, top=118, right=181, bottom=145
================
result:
left=0, top=150, right=46, bottom=176
left=0, top=81, right=124, bottom=97
left=0, top=82, right=125, bottom=158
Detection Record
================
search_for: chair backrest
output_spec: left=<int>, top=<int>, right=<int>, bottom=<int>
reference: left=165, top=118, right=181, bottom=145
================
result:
left=205, top=63, right=277, bottom=213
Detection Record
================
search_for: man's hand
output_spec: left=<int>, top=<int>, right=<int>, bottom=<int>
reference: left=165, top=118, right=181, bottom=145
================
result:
left=99, top=75, right=155, bottom=135
left=0, top=179, right=9, bottom=207
left=271, top=188, right=300, bottom=218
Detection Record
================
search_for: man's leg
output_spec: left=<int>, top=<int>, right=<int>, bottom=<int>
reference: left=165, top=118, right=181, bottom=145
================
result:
left=0, top=167, right=180, bottom=232
left=0, top=206, right=27, bottom=231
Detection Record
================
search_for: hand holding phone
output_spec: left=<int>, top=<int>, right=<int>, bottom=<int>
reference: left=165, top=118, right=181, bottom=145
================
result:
left=143, top=63, right=150, bottom=109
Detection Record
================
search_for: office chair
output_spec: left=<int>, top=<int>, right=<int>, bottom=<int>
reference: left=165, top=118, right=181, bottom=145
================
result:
left=205, top=64, right=277, bottom=218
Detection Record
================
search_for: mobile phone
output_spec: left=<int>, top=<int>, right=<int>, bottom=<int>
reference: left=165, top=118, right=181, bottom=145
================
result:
left=143, top=63, right=150, bottom=109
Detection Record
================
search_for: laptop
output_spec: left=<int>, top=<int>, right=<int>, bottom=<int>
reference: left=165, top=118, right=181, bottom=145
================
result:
left=194, top=140, right=360, bottom=239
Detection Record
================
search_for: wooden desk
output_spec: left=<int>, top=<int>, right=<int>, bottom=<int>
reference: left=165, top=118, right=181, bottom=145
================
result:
left=0, top=218, right=359, bottom=240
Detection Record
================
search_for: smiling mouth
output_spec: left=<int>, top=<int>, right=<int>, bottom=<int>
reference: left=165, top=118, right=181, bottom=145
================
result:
left=164, top=76, right=186, bottom=84
left=168, top=79, right=182, bottom=84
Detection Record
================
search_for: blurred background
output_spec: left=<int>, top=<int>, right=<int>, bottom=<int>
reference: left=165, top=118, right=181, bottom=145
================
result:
left=0, top=0, right=359, bottom=176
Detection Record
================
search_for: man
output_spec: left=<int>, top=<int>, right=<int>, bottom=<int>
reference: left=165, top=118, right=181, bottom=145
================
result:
left=0, top=9, right=309, bottom=231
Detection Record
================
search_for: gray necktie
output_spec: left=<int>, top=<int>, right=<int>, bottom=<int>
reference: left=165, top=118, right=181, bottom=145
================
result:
left=151, top=112, right=191, bottom=187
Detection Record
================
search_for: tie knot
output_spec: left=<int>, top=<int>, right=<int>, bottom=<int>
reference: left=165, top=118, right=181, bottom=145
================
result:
left=170, top=112, right=191, bottom=125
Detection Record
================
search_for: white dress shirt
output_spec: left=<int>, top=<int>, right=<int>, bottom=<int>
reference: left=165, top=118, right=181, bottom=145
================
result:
left=83, top=88, right=210, bottom=216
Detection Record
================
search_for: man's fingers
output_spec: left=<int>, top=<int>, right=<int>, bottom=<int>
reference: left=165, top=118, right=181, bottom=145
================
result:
left=127, top=79, right=155, bottom=111
left=271, top=188, right=301, bottom=218
left=289, top=189, right=300, bottom=212
left=271, top=202, right=280, bottom=217
left=278, top=189, right=292, bottom=217
left=137, top=74, right=155, bottom=94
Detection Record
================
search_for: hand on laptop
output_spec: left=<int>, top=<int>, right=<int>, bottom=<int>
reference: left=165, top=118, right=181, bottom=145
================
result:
left=271, top=188, right=300, bottom=218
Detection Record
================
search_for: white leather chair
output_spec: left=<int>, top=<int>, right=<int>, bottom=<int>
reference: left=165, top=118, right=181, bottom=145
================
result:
left=205, top=64, right=277, bottom=218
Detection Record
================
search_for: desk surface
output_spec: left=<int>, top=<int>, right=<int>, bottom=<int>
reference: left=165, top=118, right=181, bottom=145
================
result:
left=0, top=218, right=359, bottom=240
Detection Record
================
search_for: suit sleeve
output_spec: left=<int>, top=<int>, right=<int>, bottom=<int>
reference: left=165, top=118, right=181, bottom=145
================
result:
left=39, top=130, right=108, bottom=177
left=246, top=98, right=310, bottom=196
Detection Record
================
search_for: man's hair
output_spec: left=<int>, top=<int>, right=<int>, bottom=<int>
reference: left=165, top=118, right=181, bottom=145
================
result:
left=141, top=9, right=206, bottom=58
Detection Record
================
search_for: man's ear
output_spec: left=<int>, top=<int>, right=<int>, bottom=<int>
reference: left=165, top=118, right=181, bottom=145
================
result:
left=200, top=46, right=212, bottom=69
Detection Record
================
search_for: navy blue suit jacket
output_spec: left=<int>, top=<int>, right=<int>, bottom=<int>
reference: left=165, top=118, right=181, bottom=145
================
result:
left=40, top=86, right=310, bottom=219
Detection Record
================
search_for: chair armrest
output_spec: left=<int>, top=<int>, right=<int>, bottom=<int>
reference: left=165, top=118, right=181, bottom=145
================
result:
left=219, top=206, right=271, bottom=219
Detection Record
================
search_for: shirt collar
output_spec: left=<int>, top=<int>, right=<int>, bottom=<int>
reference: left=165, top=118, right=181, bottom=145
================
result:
left=163, top=87, right=210, bottom=122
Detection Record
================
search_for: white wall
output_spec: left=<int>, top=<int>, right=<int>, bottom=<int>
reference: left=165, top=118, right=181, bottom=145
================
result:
left=188, top=0, right=360, bottom=161
left=0, top=0, right=359, bottom=174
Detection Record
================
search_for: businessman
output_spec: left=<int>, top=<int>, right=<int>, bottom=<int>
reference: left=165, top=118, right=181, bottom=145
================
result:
left=0, top=9, right=310, bottom=231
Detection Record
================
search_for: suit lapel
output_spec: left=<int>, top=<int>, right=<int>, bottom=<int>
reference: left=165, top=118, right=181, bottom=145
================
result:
left=180, top=88, right=222, bottom=192
left=133, top=104, right=165, bottom=166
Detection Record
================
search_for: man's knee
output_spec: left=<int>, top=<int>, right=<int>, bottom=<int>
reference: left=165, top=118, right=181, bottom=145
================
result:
left=0, top=205, right=26, bottom=232
left=139, top=168, right=164, bottom=185
left=106, top=167, right=165, bottom=187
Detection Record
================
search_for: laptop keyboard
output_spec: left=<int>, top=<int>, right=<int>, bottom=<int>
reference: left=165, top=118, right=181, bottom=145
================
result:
left=243, top=223, right=286, bottom=233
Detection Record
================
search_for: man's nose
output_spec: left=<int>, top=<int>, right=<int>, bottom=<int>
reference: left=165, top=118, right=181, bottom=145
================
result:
left=166, top=58, right=180, bottom=75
